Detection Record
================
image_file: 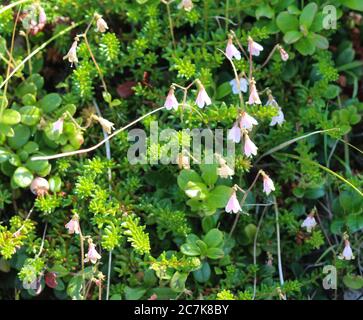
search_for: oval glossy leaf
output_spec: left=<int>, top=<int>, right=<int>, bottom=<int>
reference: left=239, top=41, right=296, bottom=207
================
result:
left=13, top=166, right=33, bottom=188
left=38, top=93, right=62, bottom=114
left=283, top=30, right=303, bottom=44
left=7, top=125, right=31, bottom=149
left=299, top=2, right=318, bottom=30
left=20, top=106, right=42, bottom=126
left=276, top=12, right=299, bottom=33
left=0, top=109, right=21, bottom=125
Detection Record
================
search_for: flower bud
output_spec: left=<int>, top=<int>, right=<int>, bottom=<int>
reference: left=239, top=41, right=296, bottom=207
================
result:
left=30, top=177, right=49, bottom=196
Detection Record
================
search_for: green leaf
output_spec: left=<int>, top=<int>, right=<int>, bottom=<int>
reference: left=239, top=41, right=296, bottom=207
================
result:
left=22, top=93, right=36, bottom=106
left=185, top=181, right=208, bottom=200
left=206, top=247, right=224, bottom=259
left=49, top=176, right=62, bottom=193
left=200, top=164, right=218, bottom=186
left=244, top=224, right=257, bottom=241
left=276, top=12, right=299, bottom=33
left=177, top=169, right=202, bottom=190
left=170, top=272, right=188, bottom=293
left=339, top=191, right=363, bottom=213
left=215, top=82, right=232, bottom=100
left=12, top=167, right=33, bottom=188
left=299, top=2, right=318, bottom=30
left=181, top=243, right=201, bottom=256
left=19, top=106, right=42, bottom=126
left=310, top=33, right=329, bottom=49
left=49, top=265, right=69, bottom=277
left=343, top=275, right=363, bottom=290
left=295, top=36, right=316, bottom=55
left=0, top=148, right=10, bottom=163
left=15, top=82, right=37, bottom=97
left=347, top=213, right=363, bottom=232
left=340, top=0, right=363, bottom=12
left=256, top=4, right=274, bottom=19
left=26, top=158, right=49, bottom=174
left=203, top=228, right=224, bottom=248
left=0, top=109, right=21, bottom=125
left=7, top=125, right=31, bottom=149
left=304, top=187, right=325, bottom=199
left=205, top=185, right=232, bottom=209
left=38, top=93, right=62, bottom=114
left=193, top=261, right=211, bottom=283
left=283, top=30, right=303, bottom=44
left=124, top=286, right=146, bottom=300
left=67, top=276, right=83, bottom=300
left=196, top=239, right=208, bottom=255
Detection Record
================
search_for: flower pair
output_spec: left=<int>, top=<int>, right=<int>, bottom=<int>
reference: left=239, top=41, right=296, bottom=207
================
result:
left=65, top=215, right=101, bottom=264
left=228, top=111, right=258, bottom=142
left=225, top=173, right=275, bottom=213
left=164, top=82, right=211, bottom=111
left=225, top=36, right=264, bottom=60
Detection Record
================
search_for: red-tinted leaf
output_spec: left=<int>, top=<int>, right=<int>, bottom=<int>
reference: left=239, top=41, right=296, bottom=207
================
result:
left=116, top=81, right=137, bottom=98
left=45, top=272, right=58, bottom=289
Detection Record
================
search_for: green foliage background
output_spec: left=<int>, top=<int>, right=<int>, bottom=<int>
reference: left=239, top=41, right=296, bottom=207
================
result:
left=0, top=0, right=363, bottom=300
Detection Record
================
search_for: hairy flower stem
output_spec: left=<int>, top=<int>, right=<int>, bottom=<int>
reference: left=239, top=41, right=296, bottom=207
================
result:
left=0, top=21, right=84, bottom=90
left=172, top=79, right=199, bottom=122
left=1, top=7, right=21, bottom=115
left=35, top=223, right=48, bottom=258
left=229, top=170, right=262, bottom=236
left=23, top=32, right=32, bottom=75
left=93, top=99, right=112, bottom=301
left=79, top=229, right=86, bottom=300
left=31, top=106, right=166, bottom=161
left=83, top=35, right=108, bottom=93
left=252, top=206, right=268, bottom=300
left=218, top=48, right=245, bottom=111
left=162, top=1, right=176, bottom=50
left=225, top=0, right=229, bottom=33
left=273, top=197, right=285, bottom=295
left=257, top=44, right=279, bottom=70
left=230, top=30, right=248, bottom=59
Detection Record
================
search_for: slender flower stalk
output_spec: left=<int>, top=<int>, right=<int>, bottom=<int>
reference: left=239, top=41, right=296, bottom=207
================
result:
left=229, top=171, right=263, bottom=235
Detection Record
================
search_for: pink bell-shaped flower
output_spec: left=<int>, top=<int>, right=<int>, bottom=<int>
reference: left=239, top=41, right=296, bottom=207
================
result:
left=248, top=36, right=264, bottom=56
left=240, top=111, right=258, bottom=131
left=243, top=133, right=258, bottom=158
left=195, top=82, right=211, bottom=108
left=164, top=87, right=179, bottom=111
left=225, top=37, right=241, bottom=60
left=225, top=189, right=241, bottom=213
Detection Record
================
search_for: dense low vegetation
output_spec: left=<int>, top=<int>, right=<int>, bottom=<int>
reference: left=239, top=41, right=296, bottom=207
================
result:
left=0, top=0, right=363, bottom=300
